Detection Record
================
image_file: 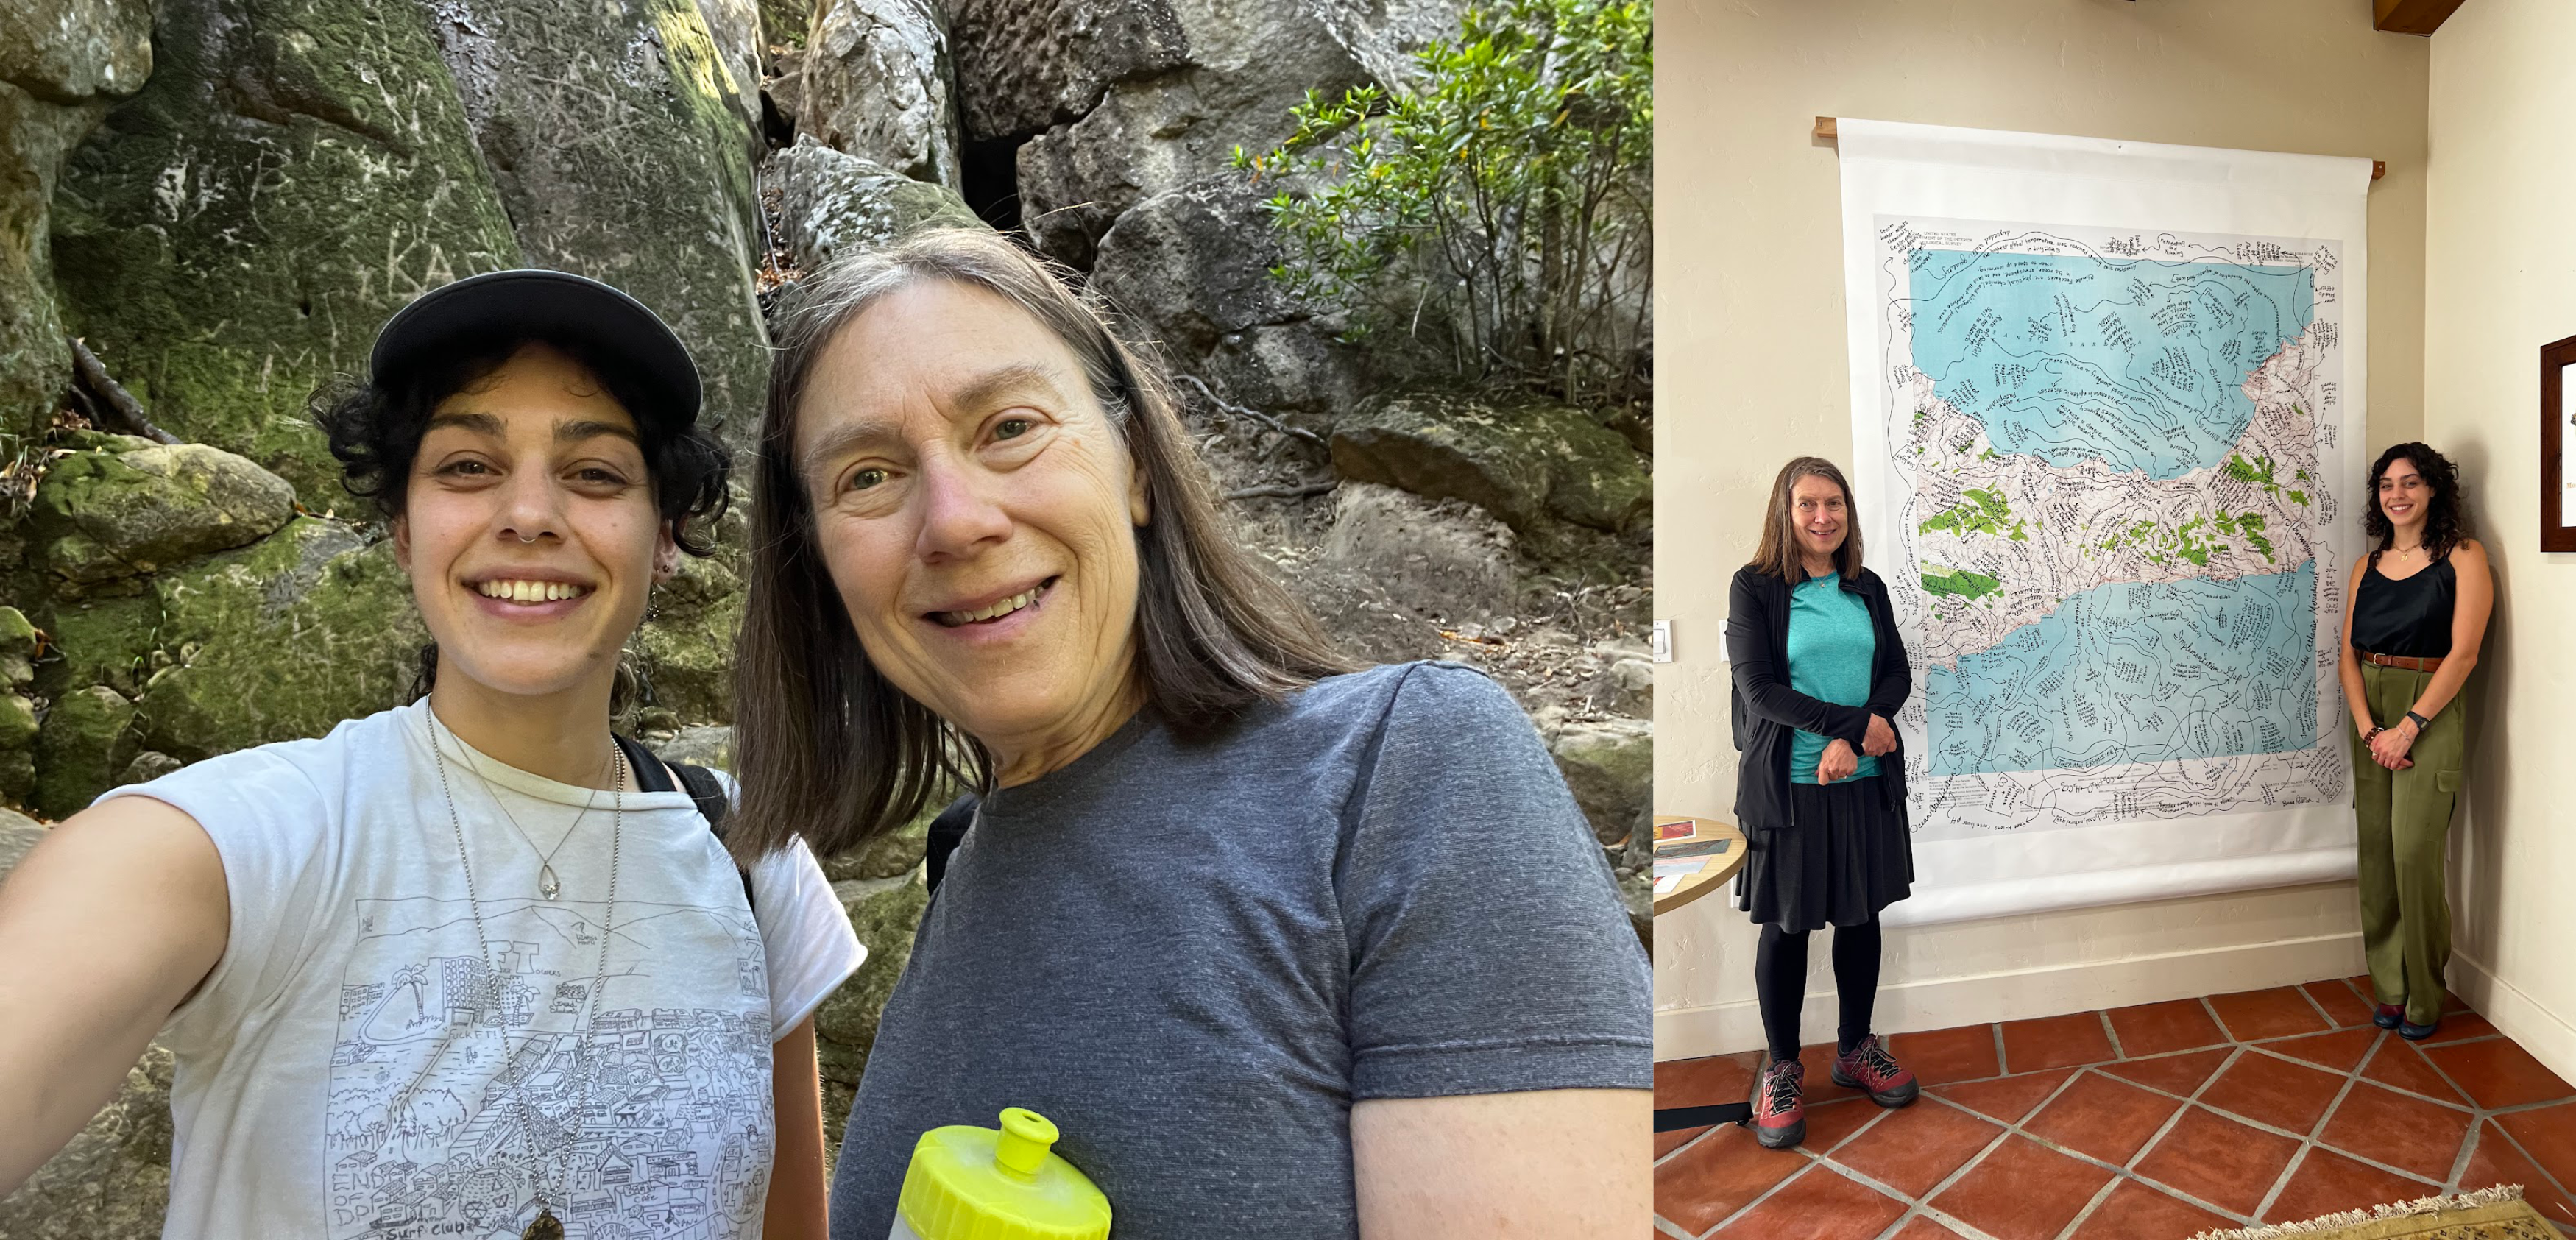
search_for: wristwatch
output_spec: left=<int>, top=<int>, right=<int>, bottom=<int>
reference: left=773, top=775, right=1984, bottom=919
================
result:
left=2405, top=710, right=2432, bottom=731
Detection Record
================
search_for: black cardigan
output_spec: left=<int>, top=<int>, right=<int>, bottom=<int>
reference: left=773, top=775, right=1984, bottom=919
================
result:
left=1725, top=564, right=1912, bottom=831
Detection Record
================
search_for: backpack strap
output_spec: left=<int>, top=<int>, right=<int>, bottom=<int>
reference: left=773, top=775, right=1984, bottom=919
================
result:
left=924, top=793, right=979, bottom=899
left=612, top=734, right=754, bottom=914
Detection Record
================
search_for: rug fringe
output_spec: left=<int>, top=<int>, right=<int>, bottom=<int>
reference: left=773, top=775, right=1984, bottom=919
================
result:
left=2185, top=1185, right=2527, bottom=1240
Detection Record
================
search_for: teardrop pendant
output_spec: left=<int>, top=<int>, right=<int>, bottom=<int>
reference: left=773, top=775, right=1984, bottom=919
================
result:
left=522, top=1208, right=564, bottom=1240
left=539, top=864, right=561, bottom=901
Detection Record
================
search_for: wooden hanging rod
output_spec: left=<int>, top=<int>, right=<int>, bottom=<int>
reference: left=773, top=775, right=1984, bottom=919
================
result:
left=1811, top=118, right=2386, bottom=180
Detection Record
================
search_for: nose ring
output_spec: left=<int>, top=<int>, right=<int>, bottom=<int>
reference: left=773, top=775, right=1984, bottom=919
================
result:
left=517, top=533, right=537, bottom=544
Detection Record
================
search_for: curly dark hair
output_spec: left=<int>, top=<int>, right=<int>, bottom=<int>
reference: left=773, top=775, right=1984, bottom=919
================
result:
left=313, top=332, right=732, bottom=705
left=312, top=331, right=730, bottom=553
left=2363, top=441, right=2467, bottom=564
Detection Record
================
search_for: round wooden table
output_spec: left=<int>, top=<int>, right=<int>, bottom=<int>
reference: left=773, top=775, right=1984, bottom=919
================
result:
left=1651, top=815, right=1747, bottom=915
left=1652, top=814, right=1754, bottom=1133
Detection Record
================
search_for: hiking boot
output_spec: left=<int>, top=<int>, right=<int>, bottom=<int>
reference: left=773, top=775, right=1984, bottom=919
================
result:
left=1830, top=1035, right=1920, bottom=1108
left=1749, top=1057, right=1806, bottom=1149
left=2373, top=1002, right=2404, bottom=1030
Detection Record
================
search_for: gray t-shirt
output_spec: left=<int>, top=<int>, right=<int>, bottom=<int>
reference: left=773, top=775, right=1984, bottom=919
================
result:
left=828, top=661, right=1651, bottom=1239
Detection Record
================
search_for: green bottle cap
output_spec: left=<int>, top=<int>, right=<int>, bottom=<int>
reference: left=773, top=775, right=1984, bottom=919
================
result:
left=896, top=1108, right=1112, bottom=1240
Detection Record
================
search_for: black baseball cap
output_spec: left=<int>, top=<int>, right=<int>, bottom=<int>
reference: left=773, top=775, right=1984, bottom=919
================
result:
left=367, top=269, right=703, bottom=436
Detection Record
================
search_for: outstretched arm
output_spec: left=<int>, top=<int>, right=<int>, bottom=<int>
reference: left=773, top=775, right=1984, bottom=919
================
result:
left=1353, top=1089, right=1646, bottom=1240
left=0, top=796, right=227, bottom=1192
left=762, top=1016, right=829, bottom=1239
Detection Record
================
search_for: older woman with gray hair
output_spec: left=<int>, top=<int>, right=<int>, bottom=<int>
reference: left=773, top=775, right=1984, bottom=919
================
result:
left=723, top=228, right=1649, bottom=1239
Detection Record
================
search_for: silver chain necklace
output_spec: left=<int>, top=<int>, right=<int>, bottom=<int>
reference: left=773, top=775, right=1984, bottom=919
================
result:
left=395, top=709, right=625, bottom=1240
left=452, top=737, right=611, bottom=901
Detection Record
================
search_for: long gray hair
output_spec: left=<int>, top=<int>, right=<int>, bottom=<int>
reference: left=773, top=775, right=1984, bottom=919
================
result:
left=724, top=228, right=1359, bottom=862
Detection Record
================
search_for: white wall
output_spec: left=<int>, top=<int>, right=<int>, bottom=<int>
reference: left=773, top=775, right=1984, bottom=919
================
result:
left=1655, top=0, right=2431, bottom=1057
left=2418, top=0, right=2576, bottom=1082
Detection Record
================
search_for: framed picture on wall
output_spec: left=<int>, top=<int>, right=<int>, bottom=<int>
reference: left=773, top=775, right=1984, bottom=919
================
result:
left=2547, top=334, right=2576, bottom=552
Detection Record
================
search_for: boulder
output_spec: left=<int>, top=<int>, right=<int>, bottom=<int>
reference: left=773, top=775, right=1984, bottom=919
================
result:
left=49, top=0, right=524, bottom=503
left=822, top=814, right=932, bottom=882
left=1317, top=483, right=1518, bottom=626
left=1547, top=715, right=1651, bottom=846
left=789, top=0, right=961, bottom=190
left=135, top=519, right=426, bottom=762
left=634, top=550, right=746, bottom=725
left=29, top=590, right=158, bottom=699
left=763, top=0, right=813, bottom=49
left=116, top=750, right=182, bottom=787
left=0, top=804, right=41, bottom=869
left=1087, top=176, right=1362, bottom=423
left=33, top=683, right=135, bottom=818
left=1329, top=390, right=1651, bottom=535
left=649, top=723, right=734, bottom=769
left=29, top=438, right=297, bottom=588
left=0, top=0, right=152, bottom=439
left=694, top=0, right=770, bottom=164
left=765, top=137, right=985, bottom=274
left=425, top=0, right=771, bottom=450
left=945, top=0, right=1186, bottom=142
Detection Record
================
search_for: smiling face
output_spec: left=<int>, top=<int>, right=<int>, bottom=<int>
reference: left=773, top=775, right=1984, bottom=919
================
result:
left=393, top=342, right=675, bottom=704
left=793, top=280, right=1150, bottom=781
left=1790, top=473, right=1850, bottom=569
left=2377, top=457, right=2431, bottom=535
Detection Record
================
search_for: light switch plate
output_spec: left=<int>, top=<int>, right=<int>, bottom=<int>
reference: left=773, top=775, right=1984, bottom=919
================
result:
left=1651, top=619, right=1672, bottom=663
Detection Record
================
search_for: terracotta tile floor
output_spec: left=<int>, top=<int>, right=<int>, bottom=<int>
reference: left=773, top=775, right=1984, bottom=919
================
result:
left=1655, top=979, right=2576, bottom=1239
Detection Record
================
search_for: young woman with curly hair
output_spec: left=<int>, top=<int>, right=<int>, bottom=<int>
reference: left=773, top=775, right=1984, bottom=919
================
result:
left=2336, top=442, right=2492, bottom=1040
left=0, top=272, right=861, bottom=1239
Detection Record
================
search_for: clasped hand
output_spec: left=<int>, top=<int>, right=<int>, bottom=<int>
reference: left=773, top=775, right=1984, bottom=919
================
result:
left=2364, top=718, right=2418, bottom=770
left=1819, top=715, right=1897, bottom=784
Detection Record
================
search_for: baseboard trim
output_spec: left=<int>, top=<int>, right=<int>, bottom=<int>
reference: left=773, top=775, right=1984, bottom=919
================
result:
left=1655, top=930, right=2366, bottom=1060
left=2446, top=952, right=2576, bottom=1085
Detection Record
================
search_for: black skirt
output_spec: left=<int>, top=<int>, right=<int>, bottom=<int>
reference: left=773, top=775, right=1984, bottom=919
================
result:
left=1735, top=775, right=1914, bottom=932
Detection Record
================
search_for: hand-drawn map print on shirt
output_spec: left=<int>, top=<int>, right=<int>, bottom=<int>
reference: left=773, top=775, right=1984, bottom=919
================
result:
left=325, top=893, right=772, bottom=1239
left=1873, top=219, right=2350, bottom=836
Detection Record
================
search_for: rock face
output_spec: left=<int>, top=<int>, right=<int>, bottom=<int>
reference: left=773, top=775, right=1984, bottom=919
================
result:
left=137, top=519, right=425, bottom=764
left=633, top=549, right=746, bottom=724
left=815, top=876, right=930, bottom=1166
left=1548, top=715, right=1652, bottom=846
left=30, top=437, right=297, bottom=588
left=1318, top=483, right=1518, bottom=625
left=693, top=0, right=771, bottom=164
left=426, top=0, right=771, bottom=449
left=49, top=0, right=524, bottom=503
left=765, top=136, right=984, bottom=272
left=790, top=0, right=960, bottom=189
left=32, top=682, right=136, bottom=816
left=945, top=0, right=1185, bottom=142
left=0, top=0, right=152, bottom=439
left=0, top=609, right=41, bottom=803
left=1330, top=390, right=1652, bottom=535
left=1011, top=0, right=1458, bottom=269
left=1087, top=176, right=1359, bottom=424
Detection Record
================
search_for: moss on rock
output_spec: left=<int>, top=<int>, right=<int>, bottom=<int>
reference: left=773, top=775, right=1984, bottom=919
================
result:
left=34, top=682, right=137, bottom=816
left=137, top=518, right=425, bottom=762
left=814, top=876, right=930, bottom=1165
left=31, top=439, right=297, bottom=587
left=29, top=590, right=159, bottom=698
left=635, top=550, right=744, bottom=724
left=49, top=0, right=525, bottom=503
left=1330, top=389, right=1651, bottom=535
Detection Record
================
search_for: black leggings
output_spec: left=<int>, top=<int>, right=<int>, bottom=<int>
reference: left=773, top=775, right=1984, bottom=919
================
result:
left=1754, top=919, right=1883, bottom=1063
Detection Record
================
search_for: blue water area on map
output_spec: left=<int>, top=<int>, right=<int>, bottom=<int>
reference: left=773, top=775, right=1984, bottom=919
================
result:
left=1907, top=249, right=2315, bottom=480
left=1925, top=563, right=2318, bottom=776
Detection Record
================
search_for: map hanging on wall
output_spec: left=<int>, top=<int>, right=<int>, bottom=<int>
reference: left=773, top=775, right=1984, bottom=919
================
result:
left=1835, top=121, right=2374, bottom=925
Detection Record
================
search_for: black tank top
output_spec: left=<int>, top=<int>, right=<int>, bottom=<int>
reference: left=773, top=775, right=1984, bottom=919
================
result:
left=2351, top=554, right=2455, bottom=658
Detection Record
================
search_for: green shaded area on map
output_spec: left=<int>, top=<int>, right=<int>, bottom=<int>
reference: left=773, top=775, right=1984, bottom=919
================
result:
left=2092, top=510, right=2276, bottom=566
left=1919, top=488, right=2030, bottom=541
left=1922, top=565, right=2003, bottom=601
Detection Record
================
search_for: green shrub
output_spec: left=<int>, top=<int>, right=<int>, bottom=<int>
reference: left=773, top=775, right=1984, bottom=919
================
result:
left=1236, top=0, right=1652, bottom=411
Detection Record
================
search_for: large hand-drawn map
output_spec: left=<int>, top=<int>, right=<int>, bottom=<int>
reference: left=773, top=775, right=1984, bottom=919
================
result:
left=1871, top=220, right=2351, bottom=835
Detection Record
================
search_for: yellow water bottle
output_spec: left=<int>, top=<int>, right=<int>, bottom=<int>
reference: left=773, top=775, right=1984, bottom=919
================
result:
left=888, top=1108, right=1112, bottom=1240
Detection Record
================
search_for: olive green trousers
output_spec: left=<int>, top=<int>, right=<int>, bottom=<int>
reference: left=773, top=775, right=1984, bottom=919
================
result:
left=2348, top=662, right=2466, bottom=1026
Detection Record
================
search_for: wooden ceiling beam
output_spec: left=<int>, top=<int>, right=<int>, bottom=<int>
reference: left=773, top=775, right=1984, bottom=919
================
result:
left=2374, top=0, right=2469, bottom=35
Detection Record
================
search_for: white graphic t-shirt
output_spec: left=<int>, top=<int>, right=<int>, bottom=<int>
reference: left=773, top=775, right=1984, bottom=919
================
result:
left=98, top=700, right=866, bottom=1239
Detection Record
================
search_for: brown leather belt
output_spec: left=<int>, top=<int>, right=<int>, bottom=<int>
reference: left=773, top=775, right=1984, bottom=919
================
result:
left=2360, top=651, right=2444, bottom=673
